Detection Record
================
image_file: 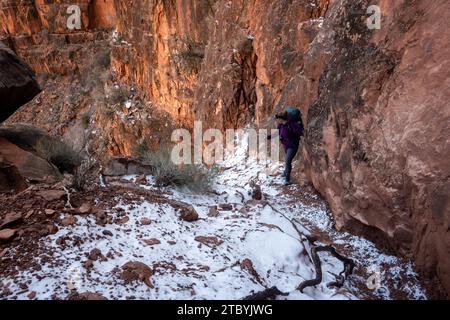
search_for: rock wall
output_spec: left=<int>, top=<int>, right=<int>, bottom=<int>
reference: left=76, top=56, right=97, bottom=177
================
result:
left=1, top=0, right=449, bottom=295
left=300, top=0, right=450, bottom=295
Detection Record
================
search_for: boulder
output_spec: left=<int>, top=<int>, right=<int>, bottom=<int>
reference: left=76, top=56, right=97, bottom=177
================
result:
left=0, top=137, right=61, bottom=184
left=102, top=157, right=152, bottom=176
left=0, top=159, right=28, bottom=192
left=171, top=201, right=199, bottom=222
left=121, top=261, right=154, bottom=288
left=0, top=42, right=41, bottom=123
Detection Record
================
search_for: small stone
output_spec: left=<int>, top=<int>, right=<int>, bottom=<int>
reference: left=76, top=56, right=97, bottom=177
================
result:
left=66, top=292, right=107, bottom=300
left=0, top=248, right=8, bottom=258
left=45, top=209, right=56, bottom=216
left=84, top=259, right=94, bottom=269
left=194, top=236, right=223, bottom=247
left=25, top=210, right=34, bottom=219
left=116, top=216, right=129, bottom=225
left=27, top=292, right=37, bottom=300
left=78, top=203, right=92, bottom=215
left=219, top=204, right=234, bottom=211
left=208, top=206, right=219, bottom=218
left=88, top=249, right=103, bottom=261
left=102, top=230, right=113, bottom=237
left=56, top=236, right=66, bottom=246
left=0, top=229, right=16, bottom=242
left=143, top=238, right=161, bottom=246
left=140, top=218, right=152, bottom=225
left=47, top=224, right=59, bottom=234
left=61, top=214, right=76, bottom=226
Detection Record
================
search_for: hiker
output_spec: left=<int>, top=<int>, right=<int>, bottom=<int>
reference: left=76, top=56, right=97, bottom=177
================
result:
left=269, top=107, right=305, bottom=186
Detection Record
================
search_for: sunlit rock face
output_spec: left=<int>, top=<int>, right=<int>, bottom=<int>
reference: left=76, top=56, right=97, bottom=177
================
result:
left=1, top=0, right=449, bottom=296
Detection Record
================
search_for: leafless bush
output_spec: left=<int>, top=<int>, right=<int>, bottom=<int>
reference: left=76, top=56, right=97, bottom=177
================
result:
left=136, top=145, right=217, bottom=190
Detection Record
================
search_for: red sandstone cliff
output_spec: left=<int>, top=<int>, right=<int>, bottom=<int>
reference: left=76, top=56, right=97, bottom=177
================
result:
left=1, top=0, right=449, bottom=296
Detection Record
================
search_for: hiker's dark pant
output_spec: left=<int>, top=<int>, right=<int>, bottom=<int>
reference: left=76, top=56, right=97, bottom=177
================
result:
left=284, top=145, right=299, bottom=182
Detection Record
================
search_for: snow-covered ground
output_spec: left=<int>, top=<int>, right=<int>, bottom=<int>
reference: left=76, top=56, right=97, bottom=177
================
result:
left=1, top=133, right=427, bottom=300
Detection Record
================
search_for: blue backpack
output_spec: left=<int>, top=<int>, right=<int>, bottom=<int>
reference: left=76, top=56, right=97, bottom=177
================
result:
left=286, top=107, right=301, bottom=121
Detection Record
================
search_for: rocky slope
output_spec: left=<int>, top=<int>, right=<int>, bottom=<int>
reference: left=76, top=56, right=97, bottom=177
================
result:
left=1, top=0, right=449, bottom=296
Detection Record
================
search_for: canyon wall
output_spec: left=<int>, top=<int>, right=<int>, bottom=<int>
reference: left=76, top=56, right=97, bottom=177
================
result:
left=301, top=0, right=450, bottom=295
left=1, top=0, right=449, bottom=295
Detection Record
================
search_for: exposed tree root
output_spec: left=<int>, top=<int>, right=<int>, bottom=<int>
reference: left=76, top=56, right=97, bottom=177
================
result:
left=298, top=246, right=355, bottom=293
left=239, top=203, right=356, bottom=299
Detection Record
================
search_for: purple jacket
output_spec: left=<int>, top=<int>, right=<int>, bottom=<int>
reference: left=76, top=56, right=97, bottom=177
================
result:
left=277, top=116, right=304, bottom=149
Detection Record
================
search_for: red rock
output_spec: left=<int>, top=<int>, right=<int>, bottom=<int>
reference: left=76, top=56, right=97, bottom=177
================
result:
left=194, top=236, right=223, bottom=247
left=66, top=292, right=108, bottom=300
left=172, top=202, right=199, bottom=222
left=140, top=218, right=152, bottom=225
left=56, top=236, right=67, bottom=246
left=121, top=261, right=154, bottom=288
left=0, top=212, right=22, bottom=229
left=143, top=239, right=161, bottom=246
left=240, top=258, right=263, bottom=284
left=45, top=209, right=56, bottom=216
left=0, top=248, right=8, bottom=258
left=37, top=190, right=66, bottom=202
left=25, top=210, right=34, bottom=219
left=88, top=249, right=104, bottom=261
left=219, top=204, right=233, bottom=211
left=102, top=157, right=153, bottom=177
left=61, top=214, right=76, bottom=226
left=208, top=206, right=219, bottom=218
left=46, top=224, right=59, bottom=235
left=116, top=216, right=129, bottom=225
left=78, top=203, right=92, bottom=215
left=27, top=292, right=36, bottom=300
left=84, top=259, right=94, bottom=270
left=0, top=229, right=16, bottom=242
